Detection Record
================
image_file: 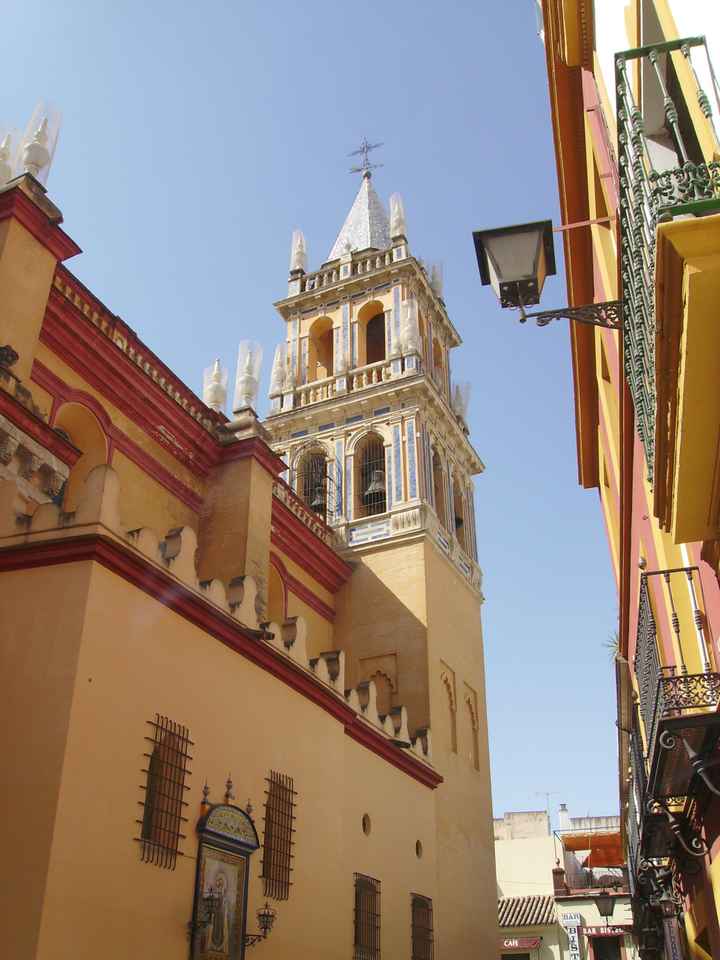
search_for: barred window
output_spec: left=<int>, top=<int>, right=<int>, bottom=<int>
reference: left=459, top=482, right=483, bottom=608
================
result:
left=261, top=770, right=296, bottom=900
left=354, top=873, right=381, bottom=960
left=137, top=714, right=192, bottom=869
left=411, top=895, right=434, bottom=960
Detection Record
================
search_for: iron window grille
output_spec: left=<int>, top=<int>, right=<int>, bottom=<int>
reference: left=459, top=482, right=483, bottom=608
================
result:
left=292, top=453, right=337, bottom=523
left=137, top=714, right=192, bottom=870
left=261, top=770, right=296, bottom=900
left=411, top=895, right=434, bottom=960
left=358, top=436, right=386, bottom=518
left=354, top=873, right=381, bottom=960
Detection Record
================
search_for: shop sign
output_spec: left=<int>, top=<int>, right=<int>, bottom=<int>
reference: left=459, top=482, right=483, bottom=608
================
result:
left=560, top=913, right=582, bottom=960
left=501, top=937, right=541, bottom=949
left=584, top=926, right=629, bottom=937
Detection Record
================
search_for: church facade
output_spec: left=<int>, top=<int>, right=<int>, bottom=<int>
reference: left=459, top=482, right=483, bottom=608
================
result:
left=0, top=148, right=497, bottom=958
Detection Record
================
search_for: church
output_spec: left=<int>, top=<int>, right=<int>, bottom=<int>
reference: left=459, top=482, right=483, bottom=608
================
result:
left=0, top=125, right=498, bottom=958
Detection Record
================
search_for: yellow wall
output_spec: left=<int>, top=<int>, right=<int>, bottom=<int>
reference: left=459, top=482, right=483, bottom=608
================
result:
left=0, top=560, right=439, bottom=960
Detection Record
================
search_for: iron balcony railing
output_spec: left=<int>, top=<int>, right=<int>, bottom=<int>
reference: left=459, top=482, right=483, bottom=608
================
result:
left=634, top=568, right=720, bottom=763
left=616, top=37, right=720, bottom=481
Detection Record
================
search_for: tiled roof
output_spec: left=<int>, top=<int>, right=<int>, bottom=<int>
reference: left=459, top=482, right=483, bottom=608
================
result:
left=498, top=894, right=556, bottom=927
left=327, top=174, right=390, bottom=261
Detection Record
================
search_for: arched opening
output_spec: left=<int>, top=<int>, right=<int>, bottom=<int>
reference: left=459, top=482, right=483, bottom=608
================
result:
left=432, top=339, right=444, bottom=386
left=441, top=672, right=457, bottom=754
left=356, top=300, right=386, bottom=367
left=355, top=433, right=386, bottom=518
left=54, top=402, right=109, bottom=511
left=267, top=560, right=287, bottom=623
left=466, top=697, right=480, bottom=771
left=307, top=316, right=334, bottom=382
left=453, top=478, right=467, bottom=552
left=294, top=449, right=329, bottom=518
left=432, top=449, right=446, bottom=529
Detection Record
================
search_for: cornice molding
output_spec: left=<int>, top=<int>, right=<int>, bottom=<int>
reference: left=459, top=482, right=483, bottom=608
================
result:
left=0, top=384, right=81, bottom=467
left=0, top=181, right=81, bottom=262
left=0, top=532, right=439, bottom=790
left=271, top=496, right=352, bottom=594
left=270, top=551, right=335, bottom=622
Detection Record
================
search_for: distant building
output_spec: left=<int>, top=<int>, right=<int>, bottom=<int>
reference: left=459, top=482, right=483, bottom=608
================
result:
left=496, top=807, right=640, bottom=960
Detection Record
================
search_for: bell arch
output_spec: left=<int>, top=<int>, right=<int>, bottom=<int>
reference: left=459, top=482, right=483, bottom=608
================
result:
left=307, top=316, right=334, bottom=382
left=453, top=476, right=468, bottom=552
left=54, top=401, right=109, bottom=511
left=354, top=431, right=387, bottom=518
left=293, top=444, right=330, bottom=518
left=431, top=447, right=447, bottom=530
left=356, top=300, right=386, bottom=367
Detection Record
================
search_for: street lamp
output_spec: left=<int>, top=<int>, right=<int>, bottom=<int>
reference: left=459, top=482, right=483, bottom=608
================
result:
left=594, top=889, right=616, bottom=919
left=472, top=221, right=622, bottom=330
left=244, top=901, right=277, bottom=948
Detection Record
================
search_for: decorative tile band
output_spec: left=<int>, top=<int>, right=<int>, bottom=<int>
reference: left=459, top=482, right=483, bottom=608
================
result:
left=393, top=423, right=402, bottom=503
left=407, top=418, right=417, bottom=499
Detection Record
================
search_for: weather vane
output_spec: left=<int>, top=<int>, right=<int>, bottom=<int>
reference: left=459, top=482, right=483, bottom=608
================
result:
left=349, top=137, right=383, bottom=178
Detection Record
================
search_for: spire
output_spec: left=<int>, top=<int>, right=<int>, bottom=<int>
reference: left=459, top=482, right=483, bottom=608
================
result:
left=327, top=174, right=391, bottom=262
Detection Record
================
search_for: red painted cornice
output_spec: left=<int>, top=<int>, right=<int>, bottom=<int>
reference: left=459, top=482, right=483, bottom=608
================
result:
left=270, top=551, right=335, bottom=622
left=0, top=184, right=81, bottom=262
left=0, top=386, right=81, bottom=467
left=42, top=286, right=220, bottom=477
left=221, top=436, right=286, bottom=477
left=271, top=497, right=352, bottom=594
left=32, top=361, right=203, bottom=513
left=0, top=533, right=440, bottom=790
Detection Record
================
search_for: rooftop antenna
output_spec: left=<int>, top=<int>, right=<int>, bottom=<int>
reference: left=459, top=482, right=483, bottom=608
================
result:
left=349, top=137, right=384, bottom=179
left=535, top=791, right=559, bottom=832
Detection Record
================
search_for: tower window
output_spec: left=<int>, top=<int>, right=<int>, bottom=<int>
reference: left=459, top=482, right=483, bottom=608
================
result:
left=295, top=450, right=330, bottom=519
left=366, top=313, right=386, bottom=365
left=453, top=479, right=468, bottom=552
left=411, top=895, right=434, bottom=960
left=261, top=770, right=296, bottom=900
left=356, top=434, right=386, bottom=518
left=354, top=873, right=381, bottom=960
left=431, top=450, right=447, bottom=529
left=308, top=316, right=334, bottom=381
left=137, top=714, right=192, bottom=870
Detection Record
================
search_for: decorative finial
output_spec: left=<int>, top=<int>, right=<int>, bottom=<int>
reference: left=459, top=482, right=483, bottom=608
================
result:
left=429, top=263, right=444, bottom=299
left=246, top=799, right=254, bottom=816
left=389, top=193, right=406, bottom=239
left=232, top=340, right=263, bottom=414
left=23, top=117, right=50, bottom=178
left=269, top=343, right=287, bottom=398
left=202, top=781, right=211, bottom=804
left=224, top=775, right=234, bottom=804
left=401, top=299, right=420, bottom=355
left=289, top=229, right=307, bottom=274
left=202, top=358, right=228, bottom=412
left=349, top=137, right=383, bottom=179
left=0, top=134, right=13, bottom=186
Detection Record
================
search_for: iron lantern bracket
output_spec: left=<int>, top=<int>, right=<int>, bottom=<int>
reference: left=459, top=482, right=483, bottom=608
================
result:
left=518, top=299, right=622, bottom=329
left=244, top=934, right=266, bottom=948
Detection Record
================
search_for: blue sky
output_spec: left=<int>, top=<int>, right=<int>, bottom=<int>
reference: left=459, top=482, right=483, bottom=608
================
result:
left=3, top=0, right=618, bottom=823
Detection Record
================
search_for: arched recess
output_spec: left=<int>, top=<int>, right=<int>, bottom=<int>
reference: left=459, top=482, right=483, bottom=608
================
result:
left=432, top=448, right=447, bottom=529
left=354, top=432, right=387, bottom=519
left=356, top=300, right=386, bottom=367
left=453, top=477, right=468, bottom=552
left=54, top=402, right=109, bottom=511
left=307, top=316, right=334, bottom=381
left=440, top=670, right=457, bottom=754
left=267, top=555, right=288, bottom=623
left=465, top=693, right=480, bottom=771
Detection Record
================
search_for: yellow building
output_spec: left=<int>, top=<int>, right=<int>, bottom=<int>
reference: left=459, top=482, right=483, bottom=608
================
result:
left=0, top=132, right=498, bottom=958
left=533, top=0, right=720, bottom=957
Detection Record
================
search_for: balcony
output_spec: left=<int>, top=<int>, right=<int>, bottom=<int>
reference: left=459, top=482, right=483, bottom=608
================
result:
left=616, top=37, right=720, bottom=496
left=633, top=568, right=720, bottom=806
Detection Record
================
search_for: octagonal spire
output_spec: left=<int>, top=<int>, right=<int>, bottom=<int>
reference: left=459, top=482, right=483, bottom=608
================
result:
left=327, top=173, right=390, bottom=262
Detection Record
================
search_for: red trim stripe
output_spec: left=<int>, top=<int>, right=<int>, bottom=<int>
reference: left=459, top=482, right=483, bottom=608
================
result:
left=0, top=534, right=441, bottom=789
left=270, top=551, right=335, bottom=622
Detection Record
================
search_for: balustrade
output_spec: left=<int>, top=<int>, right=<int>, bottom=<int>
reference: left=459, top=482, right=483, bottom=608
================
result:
left=616, top=37, right=720, bottom=480
left=298, top=250, right=395, bottom=294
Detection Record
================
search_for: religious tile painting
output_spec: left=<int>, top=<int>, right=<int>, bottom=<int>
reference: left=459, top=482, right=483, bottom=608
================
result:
left=195, top=844, right=248, bottom=960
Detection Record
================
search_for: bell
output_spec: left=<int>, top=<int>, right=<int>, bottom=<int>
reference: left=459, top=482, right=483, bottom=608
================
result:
left=364, top=469, right=385, bottom=499
left=310, top=485, right=326, bottom=511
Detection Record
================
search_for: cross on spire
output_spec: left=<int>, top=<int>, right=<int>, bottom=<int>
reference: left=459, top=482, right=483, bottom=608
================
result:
left=349, top=137, right=383, bottom=178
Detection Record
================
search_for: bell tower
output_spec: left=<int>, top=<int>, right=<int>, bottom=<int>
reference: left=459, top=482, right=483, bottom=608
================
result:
left=264, top=157, right=497, bottom=956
